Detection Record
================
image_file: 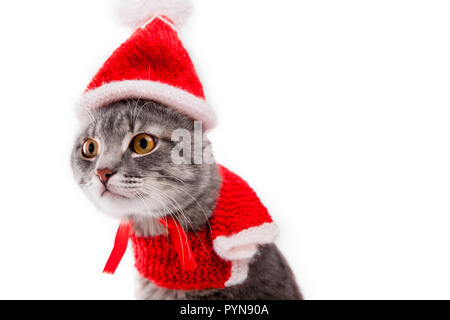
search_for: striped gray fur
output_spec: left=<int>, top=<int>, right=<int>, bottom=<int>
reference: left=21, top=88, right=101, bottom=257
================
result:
left=71, top=99, right=301, bottom=300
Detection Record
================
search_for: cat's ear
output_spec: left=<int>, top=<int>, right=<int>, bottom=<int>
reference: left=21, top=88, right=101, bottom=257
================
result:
left=117, top=0, right=192, bottom=29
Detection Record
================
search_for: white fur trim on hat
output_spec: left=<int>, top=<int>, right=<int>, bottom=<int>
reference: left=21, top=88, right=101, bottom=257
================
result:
left=77, top=80, right=216, bottom=130
left=213, top=222, right=278, bottom=261
left=118, top=0, right=192, bottom=29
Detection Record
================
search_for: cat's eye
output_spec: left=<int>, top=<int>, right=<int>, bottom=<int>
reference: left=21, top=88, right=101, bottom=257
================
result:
left=81, top=139, right=98, bottom=159
left=131, top=134, right=157, bottom=155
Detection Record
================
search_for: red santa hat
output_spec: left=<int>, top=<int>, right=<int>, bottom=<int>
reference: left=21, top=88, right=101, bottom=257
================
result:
left=77, top=0, right=215, bottom=130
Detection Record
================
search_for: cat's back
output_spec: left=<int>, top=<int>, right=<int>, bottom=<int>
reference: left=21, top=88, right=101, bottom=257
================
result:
left=188, top=244, right=303, bottom=300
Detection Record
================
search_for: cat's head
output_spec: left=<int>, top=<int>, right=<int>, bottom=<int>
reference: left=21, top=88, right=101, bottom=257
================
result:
left=71, top=100, right=218, bottom=220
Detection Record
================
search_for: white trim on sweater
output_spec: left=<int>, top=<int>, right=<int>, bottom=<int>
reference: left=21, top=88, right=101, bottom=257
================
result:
left=77, top=80, right=216, bottom=130
left=225, top=259, right=250, bottom=287
left=214, top=222, right=278, bottom=287
left=213, top=222, right=278, bottom=261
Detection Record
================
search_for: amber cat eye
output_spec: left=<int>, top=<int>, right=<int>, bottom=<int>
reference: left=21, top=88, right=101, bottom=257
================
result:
left=81, top=139, right=98, bottom=159
left=131, top=134, right=157, bottom=155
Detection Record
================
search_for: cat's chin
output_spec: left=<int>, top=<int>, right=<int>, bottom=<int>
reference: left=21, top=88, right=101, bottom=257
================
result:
left=85, top=191, right=160, bottom=219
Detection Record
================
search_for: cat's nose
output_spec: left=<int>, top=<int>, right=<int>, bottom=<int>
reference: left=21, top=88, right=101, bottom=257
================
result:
left=96, top=168, right=117, bottom=185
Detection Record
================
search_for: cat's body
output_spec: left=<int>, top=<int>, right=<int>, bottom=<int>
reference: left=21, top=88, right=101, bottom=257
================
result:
left=136, top=244, right=301, bottom=300
left=71, top=100, right=302, bottom=300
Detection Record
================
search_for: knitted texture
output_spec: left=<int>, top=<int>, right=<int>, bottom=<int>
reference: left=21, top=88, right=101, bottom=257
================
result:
left=210, top=166, right=274, bottom=238
left=78, top=15, right=215, bottom=130
left=131, top=165, right=277, bottom=290
left=132, top=224, right=232, bottom=290
left=86, top=17, right=204, bottom=98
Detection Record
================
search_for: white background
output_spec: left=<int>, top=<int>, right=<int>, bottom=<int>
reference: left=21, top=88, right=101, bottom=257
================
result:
left=0, top=0, right=449, bottom=299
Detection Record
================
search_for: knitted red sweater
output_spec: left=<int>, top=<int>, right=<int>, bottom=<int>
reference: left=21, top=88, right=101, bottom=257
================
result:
left=130, top=165, right=277, bottom=290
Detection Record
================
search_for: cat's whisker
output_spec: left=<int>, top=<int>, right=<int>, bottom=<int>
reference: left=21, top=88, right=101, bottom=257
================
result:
left=134, top=193, right=159, bottom=236
left=150, top=181, right=212, bottom=232
left=138, top=185, right=208, bottom=251
left=148, top=182, right=212, bottom=236
left=86, top=109, right=96, bottom=126
left=134, top=192, right=163, bottom=235
left=136, top=189, right=174, bottom=238
left=154, top=175, right=186, bottom=185
left=162, top=193, right=209, bottom=253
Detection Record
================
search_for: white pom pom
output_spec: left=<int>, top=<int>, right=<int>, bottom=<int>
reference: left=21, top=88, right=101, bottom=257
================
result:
left=118, top=0, right=192, bottom=29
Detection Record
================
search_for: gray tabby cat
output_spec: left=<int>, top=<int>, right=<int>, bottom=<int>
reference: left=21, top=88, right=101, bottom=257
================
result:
left=71, top=99, right=302, bottom=300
